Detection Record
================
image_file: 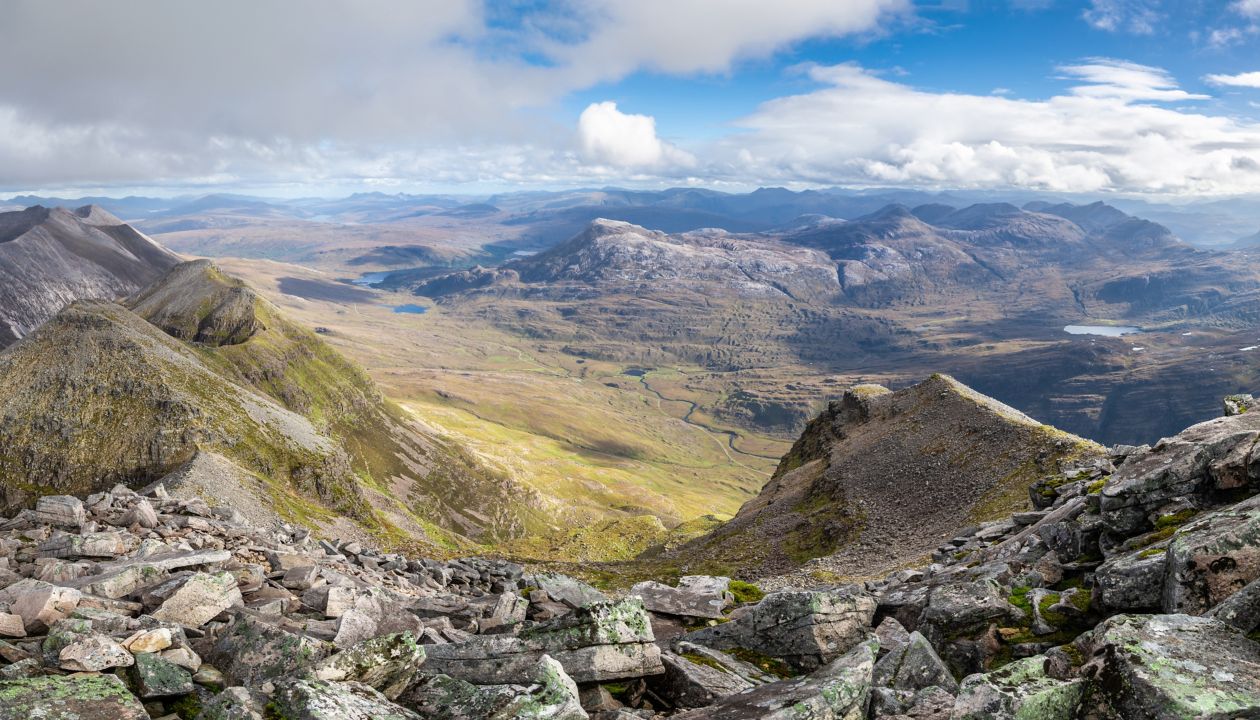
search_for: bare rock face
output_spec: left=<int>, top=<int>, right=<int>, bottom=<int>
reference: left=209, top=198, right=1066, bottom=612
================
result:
left=0, top=205, right=181, bottom=351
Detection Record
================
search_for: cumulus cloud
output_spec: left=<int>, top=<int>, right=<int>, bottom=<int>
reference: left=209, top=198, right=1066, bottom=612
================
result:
left=716, top=62, right=1260, bottom=195
left=1206, top=71, right=1260, bottom=88
left=576, top=102, right=694, bottom=170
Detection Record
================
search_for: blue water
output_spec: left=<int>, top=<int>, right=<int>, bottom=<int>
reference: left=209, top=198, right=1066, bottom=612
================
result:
left=1064, top=325, right=1141, bottom=337
left=352, top=271, right=390, bottom=287
left=393, top=304, right=429, bottom=314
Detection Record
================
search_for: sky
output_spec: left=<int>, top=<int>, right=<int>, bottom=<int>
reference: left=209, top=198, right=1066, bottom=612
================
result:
left=4, top=0, right=1260, bottom=198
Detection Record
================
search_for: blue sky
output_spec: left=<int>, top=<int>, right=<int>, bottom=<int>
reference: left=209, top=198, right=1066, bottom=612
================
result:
left=2, top=0, right=1260, bottom=197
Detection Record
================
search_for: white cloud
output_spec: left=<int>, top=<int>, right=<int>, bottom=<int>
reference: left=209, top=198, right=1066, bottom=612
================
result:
left=1206, top=71, right=1260, bottom=88
left=1235, top=0, right=1260, bottom=18
left=576, top=102, right=695, bottom=170
left=714, top=62, right=1260, bottom=195
left=1083, top=0, right=1161, bottom=34
left=1059, top=59, right=1208, bottom=101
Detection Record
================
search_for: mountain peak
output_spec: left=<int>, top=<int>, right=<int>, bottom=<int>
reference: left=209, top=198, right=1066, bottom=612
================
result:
left=127, top=260, right=263, bottom=346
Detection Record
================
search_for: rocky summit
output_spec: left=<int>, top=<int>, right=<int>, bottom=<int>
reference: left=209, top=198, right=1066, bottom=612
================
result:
left=0, top=392, right=1258, bottom=718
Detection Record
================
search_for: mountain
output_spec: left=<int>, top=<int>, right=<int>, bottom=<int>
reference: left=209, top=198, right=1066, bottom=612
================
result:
left=662, top=375, right=1102, bottom=578
left=0, top=205, right=181, bottom=347
left=0, top=259, right=536, bottom=549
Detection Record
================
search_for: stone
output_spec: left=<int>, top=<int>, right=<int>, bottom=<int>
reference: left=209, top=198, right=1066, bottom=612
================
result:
left=1084, top=613, right=1260, bottom=719
left=917, top=579, right=1014, bottom=637
left=124, top=499, right=159, bottom=528
left=873, top=617, right=910, bottom=656
left=33, top=495, right=85, bottom=527
left=162, top=646, right=202, bottom=672
left=0, top=674, right=149, bottom=720
left=952, top=655, right=1083, bottom=720
left=423, top=597, right=662, bottom=685
left=1224, top=393, right=1255, bottom=416
left=282, top=565, right=320, bottom=591
left=655, top=650, right=756, bottom=708
left=264, top=550, right=316, bottom=572
left=37, top=531, right=127, bottom=559
left=1100, top=413, right=1260, bottom=535
left=402, top=655, right=587, bottom=720
left=124, top=627, right=174, bottom=653
left=631, top=576, right=729, bottom=619
left=196, top=686, right=267, bottom=720
left=683, top=587, right=876, bottom=671
left=870, top=631, right=958, bottom=694
left=270, top=678, right=421, bottom=720
left=312, top=632, right=427, bottom=701
left=6, top=579, right=82, bottom=633
left=1162, top=495, right=1260, bottom=614
left=1206, top=575, right=1260, bottom=632
left=128, top=651, right=194, bottom=698
left=207, top=611, right=333, bottom=686
left=1093, top=546, right=1167, bottom=612
left=671, top=639, right=878, bottom=720
left=58, top=632, right=135, bottom=671
left=151, top=571, right=243, bottom=627
left=193, top=664, right=227, bottom=689
left=0, top=612, right=24, bottom=637
left=524, top=572, right=609, bottom=609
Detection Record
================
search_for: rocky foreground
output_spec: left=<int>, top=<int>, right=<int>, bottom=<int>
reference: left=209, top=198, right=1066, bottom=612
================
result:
left=1, top=401, right=1260, bottom=719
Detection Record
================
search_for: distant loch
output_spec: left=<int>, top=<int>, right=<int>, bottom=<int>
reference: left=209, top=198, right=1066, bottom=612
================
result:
left=1064, top=324, right=1141, bottom=337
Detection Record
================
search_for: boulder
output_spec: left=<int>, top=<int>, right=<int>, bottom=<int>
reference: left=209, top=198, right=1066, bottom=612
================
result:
left=124, top=627, right=174, bottom=653
left=1084, top=614, right=1260, bottom=719
left=127, top=651, right=194, bottom=698
left=872, top=617, right=910, bottom=656
left=423, top=598, right=662, bottom=685
left=33, top=495, right=85, bottom=527
left=58, top=633, right=134, bottom=671
left=683, top=587, right=876, bottom=671
left=917, top=579, right=1014, bottom=637
left=312, top=632, right=427, bottom=700
left=196, top=686, right=268, bottom=720
left=1206, top=575, right=1260, bottom=632
left=870, top=631, right=958, bottom=694
left=206, top=610, right=333, bottom=686
left=524, top=572, right=609, bottom=609
left=1100, top=413, right=1260, bottom=535
left=270, top=679, right=421, bottom=720
left=671, top=639, right=878, bottom=719
left=1162, top=495, right=1260, bottom=614
left=631, top=576, right=729, bottom=619
left=0, top=612, right=24, bottom=637
left=952, top=655, right=1083, bottom=720
left=402, top=655, right=588, bottom=720
left=655, top=650, right=756, bottom=708
left=0, top=674, right=149, bottom=720
left=5, top=579, right=81, bottom=633
left=1093, top=546, right=1167, bottom=612
left=37, top=531, right=127, bottom=559
left=151, top=571, right=243, bottom=627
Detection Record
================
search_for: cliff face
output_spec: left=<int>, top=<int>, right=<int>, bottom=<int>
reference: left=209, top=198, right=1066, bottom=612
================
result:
left=667, top=375, right=1103, bottom=578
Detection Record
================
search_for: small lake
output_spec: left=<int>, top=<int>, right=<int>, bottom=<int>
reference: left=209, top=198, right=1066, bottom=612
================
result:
left=1064, top=325, right=1142, bottom=337
left=623, top=368, right=649, bottom=377
left=351, top=271, right=391, bottom=287
left=393, top=304, right=429, bottom=314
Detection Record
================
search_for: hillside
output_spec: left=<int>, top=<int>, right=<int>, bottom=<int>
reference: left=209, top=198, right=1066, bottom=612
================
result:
left=0, top=205, right=180, bottom=347
left=663, top=375, right=1103, bottom=578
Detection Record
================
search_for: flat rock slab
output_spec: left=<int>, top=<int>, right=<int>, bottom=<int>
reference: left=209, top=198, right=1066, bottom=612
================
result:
left=0, top=674, right=150, bottom=720
left=672, top=639, right=878, bottom=720
left=151, top=571, right=242, bottom=627
left=631, top=575, right=729, bottom=619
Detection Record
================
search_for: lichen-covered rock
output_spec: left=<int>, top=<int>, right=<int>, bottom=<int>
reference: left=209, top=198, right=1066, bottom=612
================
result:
left=630, top=576, right=729, bottom=619
left=1083, top=613, right=1260, bottom=719
left=1093, top=546, right=1167, bottom=612
left=270, top=679, right=421, bottom=720
left=671, top=639, right=878, bottom=720
left=0, top=674, right=150, bottom=720
left=951, top=655, right=1083, bottom=720
left=1206, top=575, right=1260, bottom=632
left=128, top=651, right=194, bottom=698
left=58, top=632, right=135, bottom=671
left=1100, top=413, right=1260, bottom=535
left=312, top=632, right=426, bottom=700
left=206, top=610, right=333, bottom=686
left=655, top=650, right=756, bottom=708
left=196, top=686, right=267, bottom=720
left=917, top=579, right=1015, bottom=638
left=523, top=573, right=609, bottom=610
left=1162, top=495, right=1260, bottom=614
left=402, top=655, right=587, bottom=719
left=423, top=598, right=661, bottom=685
left=683, top=587, right=876, bottom=671
left=151, top=571, right=243, bottom=627
left=870, top=631, right=958, bottom=694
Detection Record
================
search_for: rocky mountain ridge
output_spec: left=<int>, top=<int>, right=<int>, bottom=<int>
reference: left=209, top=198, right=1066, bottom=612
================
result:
left=0, top=386, right=1258, bottom=718
left=0, top=205, right=180, bottom=348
